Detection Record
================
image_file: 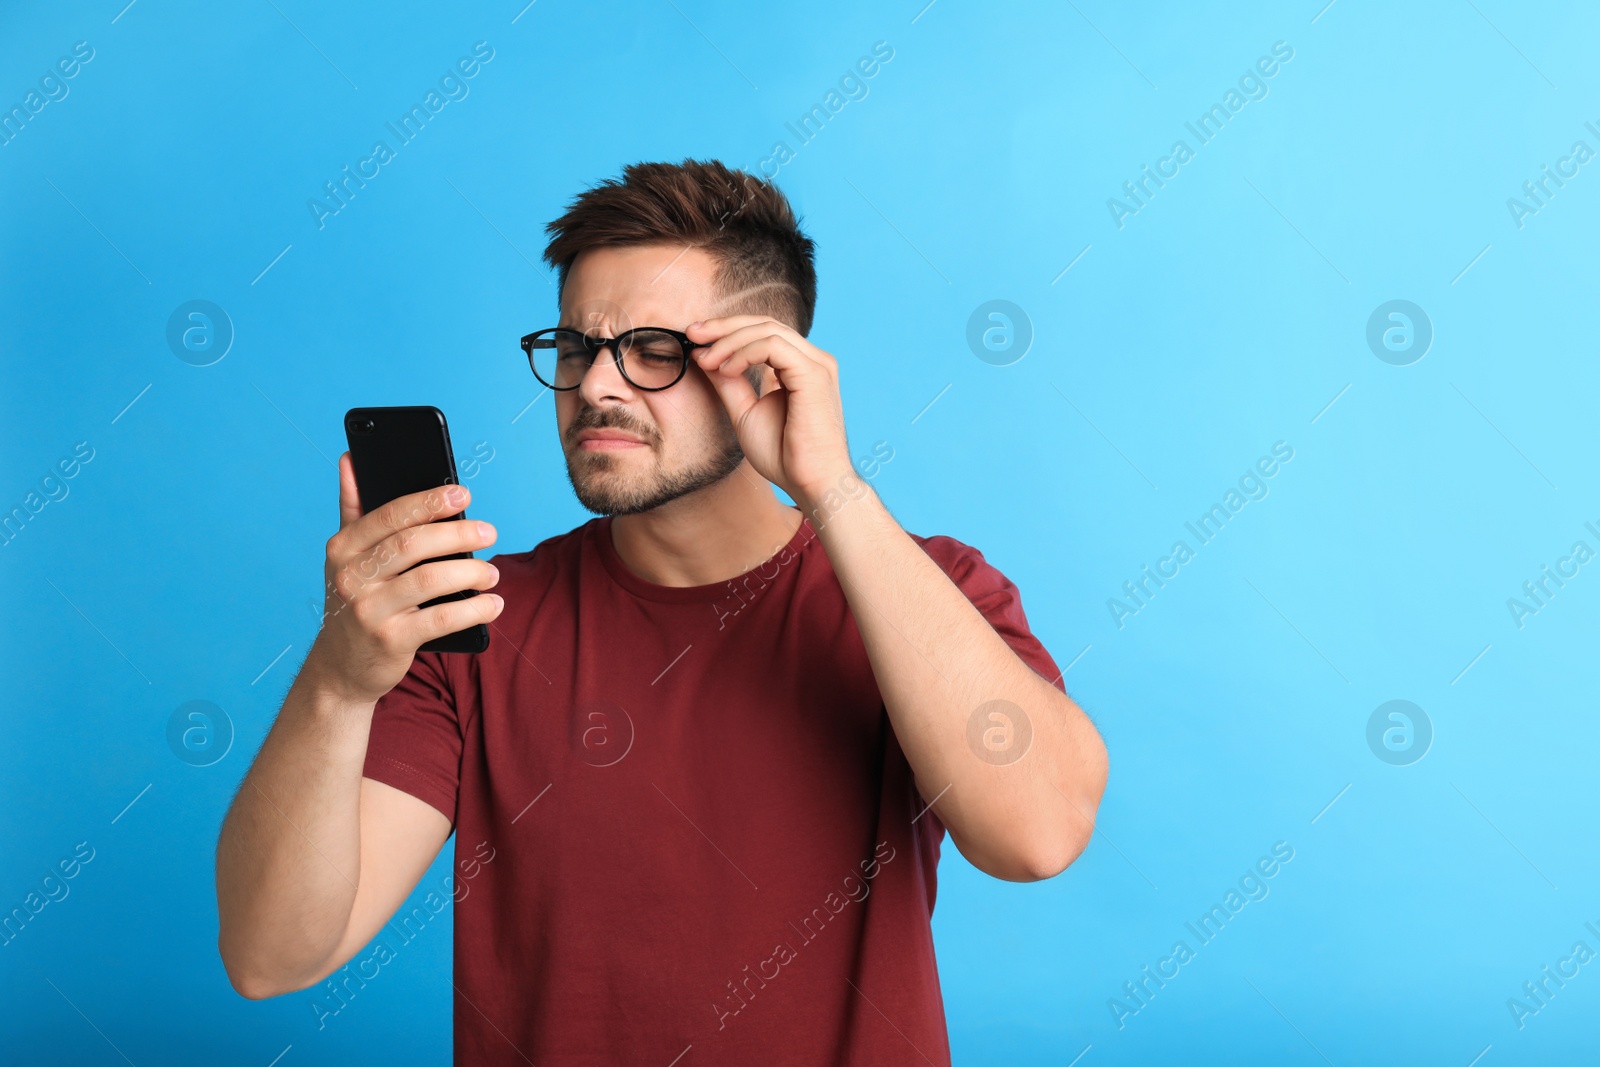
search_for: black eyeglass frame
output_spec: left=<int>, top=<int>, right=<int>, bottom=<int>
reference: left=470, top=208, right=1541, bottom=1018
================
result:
left=519, top=326, right=708, bottom=392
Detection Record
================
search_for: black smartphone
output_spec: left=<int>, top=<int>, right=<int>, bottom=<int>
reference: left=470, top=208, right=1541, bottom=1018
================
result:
left=343, top=405, right=490, bottom=654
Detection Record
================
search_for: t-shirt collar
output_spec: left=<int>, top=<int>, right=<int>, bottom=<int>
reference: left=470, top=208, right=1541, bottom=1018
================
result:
left=591, top=508, right=817, bottom=604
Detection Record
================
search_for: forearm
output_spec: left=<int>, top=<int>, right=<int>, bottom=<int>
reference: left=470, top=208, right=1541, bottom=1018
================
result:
left=215, top=657, right=374, bottom=996
left=803, top=483, right=1108, bottom=880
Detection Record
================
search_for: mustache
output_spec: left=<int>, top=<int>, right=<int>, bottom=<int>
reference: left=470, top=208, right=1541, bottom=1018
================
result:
left=566, top=407, right=657, bottom=446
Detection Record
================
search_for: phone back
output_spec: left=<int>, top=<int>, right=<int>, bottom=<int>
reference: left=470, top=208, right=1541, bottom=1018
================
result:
left=344, top=405, right=490, bottom=654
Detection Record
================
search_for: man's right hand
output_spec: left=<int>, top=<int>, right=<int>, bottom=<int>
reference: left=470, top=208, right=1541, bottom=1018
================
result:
left=306, top=451, right=504, bottom=705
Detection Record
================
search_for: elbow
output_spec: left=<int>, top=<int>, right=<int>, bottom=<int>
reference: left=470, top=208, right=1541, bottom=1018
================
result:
left=975, top=836, right=1089, bottom=883
left=1018, top=814, right=1095, bottom=881
left=960, top=732, right=1112, bottom=883
left=219, top=935, right=310, bottom=1001
left=222, top=958, right=284, bottom=1001
left=965, top=815, right=1095, bottom=883
left=1023, top=741, right=1110, bottom=882
left=228, top=973, right=285, bottom=1002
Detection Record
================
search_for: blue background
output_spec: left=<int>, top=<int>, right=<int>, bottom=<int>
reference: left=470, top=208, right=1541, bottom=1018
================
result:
left=3, top=0, right=1596, bottom=1063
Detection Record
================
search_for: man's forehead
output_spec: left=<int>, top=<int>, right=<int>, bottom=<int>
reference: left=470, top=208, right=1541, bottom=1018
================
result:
left=560, top=244, right=718, bottom=327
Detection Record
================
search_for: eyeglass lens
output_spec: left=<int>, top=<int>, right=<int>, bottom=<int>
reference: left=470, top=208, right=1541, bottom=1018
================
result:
left=529, top=329, right=686, bottom=390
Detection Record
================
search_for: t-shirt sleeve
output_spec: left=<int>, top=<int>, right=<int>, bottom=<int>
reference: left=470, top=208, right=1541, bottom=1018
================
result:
left=920, top=535, right=1065, bottom=691
left=362, top=649, right=464, bottom=827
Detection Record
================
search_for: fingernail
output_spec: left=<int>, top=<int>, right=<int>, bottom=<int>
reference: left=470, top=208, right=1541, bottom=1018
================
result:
left=477, top=521, right=494, bottom=541
left=447, top=485, right=466, bottom=504
left=486, top=564, right=499, bottom=583
left=687, top=320, right=703, bottom=329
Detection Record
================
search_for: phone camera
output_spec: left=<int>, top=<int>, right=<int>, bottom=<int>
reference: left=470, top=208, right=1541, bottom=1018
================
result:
left=348, top=418, right=375, bottom=434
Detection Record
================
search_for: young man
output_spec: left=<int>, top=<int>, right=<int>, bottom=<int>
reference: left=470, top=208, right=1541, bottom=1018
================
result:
left=216, top=159, right=1108, bottom=1064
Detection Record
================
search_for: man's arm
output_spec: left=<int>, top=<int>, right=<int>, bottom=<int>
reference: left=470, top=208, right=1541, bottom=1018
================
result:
left=215, top=667, right=451, bottom=998
left=802, top=484, right=1107, bottom=882
left=683, top=313, right=1108, bottom=882
left=215, top=455, right=503, bottom=997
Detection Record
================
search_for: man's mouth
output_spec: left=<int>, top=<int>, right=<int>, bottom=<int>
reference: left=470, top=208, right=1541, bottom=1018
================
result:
left=575, top=429, right=649, bottom=451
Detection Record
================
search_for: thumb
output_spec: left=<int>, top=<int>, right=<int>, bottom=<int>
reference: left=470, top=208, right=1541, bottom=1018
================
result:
left=705, top=364, right=762, bottom=428
left=338, top=452, right=364, bottom=528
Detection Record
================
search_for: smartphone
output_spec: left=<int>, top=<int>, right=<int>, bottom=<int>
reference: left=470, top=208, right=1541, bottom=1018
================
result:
left=343, top=405, right=490, bottom=654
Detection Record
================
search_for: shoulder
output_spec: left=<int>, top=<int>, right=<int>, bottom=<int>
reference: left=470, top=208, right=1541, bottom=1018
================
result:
left=907, top=530, right=993, bottom=578
left=486, top=518, right=598, bottom=580
left=906, top=529, right=1030, bottom=608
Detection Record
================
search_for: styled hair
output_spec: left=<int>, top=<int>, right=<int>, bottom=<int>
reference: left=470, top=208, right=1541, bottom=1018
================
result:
left=542, top=159, right=818, bottom=336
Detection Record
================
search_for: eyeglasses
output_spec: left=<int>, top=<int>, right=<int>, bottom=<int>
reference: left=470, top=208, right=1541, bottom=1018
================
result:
left=520, top=326, right=705, bottom=392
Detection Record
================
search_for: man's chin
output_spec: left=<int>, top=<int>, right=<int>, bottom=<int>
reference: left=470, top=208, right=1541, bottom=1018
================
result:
left=565, top=446, right=745, bottom=517
left=573, top=484, right=652, bottom=517
left=567, top=460, right=665, bottom=517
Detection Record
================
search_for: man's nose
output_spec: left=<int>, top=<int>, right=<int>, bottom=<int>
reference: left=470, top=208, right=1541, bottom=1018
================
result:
left=576, top=340, right=633, bottom=401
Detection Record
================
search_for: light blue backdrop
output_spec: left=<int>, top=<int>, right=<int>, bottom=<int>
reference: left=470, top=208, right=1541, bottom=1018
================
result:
left=3, top=0, right=1596, bottom=1063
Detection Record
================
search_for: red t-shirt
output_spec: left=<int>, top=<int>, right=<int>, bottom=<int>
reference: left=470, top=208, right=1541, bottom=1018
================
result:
left=362, top=509, right=1063, bottom=1064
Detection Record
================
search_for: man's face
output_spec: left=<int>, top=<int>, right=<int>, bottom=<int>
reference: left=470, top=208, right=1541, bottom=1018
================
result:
left=554, top=244, right=749, bottom=516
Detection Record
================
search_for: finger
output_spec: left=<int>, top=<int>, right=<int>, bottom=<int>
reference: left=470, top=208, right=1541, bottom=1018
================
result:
left=336, top=516, right=497, bottom=595
left=393, top=584, right=505, bottom=648
left=369, top=557, right=501, bottom=619
left=688, top=319, right=799, bottom=368
left=700, top=353, right=763, bottom=426
left=684, top=314, right=775, bottom=346
left=706, top=334, right=820, bottom=390
left=338, top=452, right=363, bottom=530
left=338, top=483, right=471, bottom=560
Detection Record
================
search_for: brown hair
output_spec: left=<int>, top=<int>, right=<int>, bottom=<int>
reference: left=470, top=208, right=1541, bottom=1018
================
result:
left=542, top=159, right=818, bottom=336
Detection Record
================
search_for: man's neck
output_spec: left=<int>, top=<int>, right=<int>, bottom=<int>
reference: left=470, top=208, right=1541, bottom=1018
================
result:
left=608, top=462, right=805, bottom=588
